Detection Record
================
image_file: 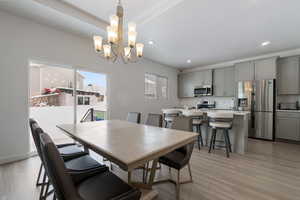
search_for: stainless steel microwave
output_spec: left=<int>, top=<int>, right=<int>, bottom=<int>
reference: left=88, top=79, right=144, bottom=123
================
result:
left=194, top=85, right=213, bottom=97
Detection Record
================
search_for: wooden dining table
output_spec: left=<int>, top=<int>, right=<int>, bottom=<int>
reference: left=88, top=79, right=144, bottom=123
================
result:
left=57, top=120, right=197, bottom=200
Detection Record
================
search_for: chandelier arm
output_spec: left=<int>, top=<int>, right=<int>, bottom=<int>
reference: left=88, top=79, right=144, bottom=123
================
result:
left=121, top=54, right=128, bottom=64
left=111, top=45, right=119, bottom=58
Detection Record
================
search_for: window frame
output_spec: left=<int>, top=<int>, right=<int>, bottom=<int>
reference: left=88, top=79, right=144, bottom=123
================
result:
left=144, top=73, right=168, bottom=100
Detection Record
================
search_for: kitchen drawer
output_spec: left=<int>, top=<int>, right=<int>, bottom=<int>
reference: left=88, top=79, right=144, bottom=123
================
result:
left=276, top=111, right=300, bottom=118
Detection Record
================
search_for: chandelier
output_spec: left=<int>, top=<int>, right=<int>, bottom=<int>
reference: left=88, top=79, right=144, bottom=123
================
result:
left=93, top=0, right=144, bottom=63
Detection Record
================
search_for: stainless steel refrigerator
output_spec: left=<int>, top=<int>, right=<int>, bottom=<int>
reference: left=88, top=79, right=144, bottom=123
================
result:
left=237, top=79, right=275, bottom=140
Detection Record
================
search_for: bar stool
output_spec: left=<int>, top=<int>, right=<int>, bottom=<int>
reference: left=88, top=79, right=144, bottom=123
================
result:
left=207, top=112, right=234, bottom=158
left=182, top=110, right=204, bottom=150
left=162, top=109, right=181, bottom=128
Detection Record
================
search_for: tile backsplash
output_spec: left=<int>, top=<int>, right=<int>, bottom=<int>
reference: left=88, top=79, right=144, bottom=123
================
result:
left=179, top=97, right=235, bottom=109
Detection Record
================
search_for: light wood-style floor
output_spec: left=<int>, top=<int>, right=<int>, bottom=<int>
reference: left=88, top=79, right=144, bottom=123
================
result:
left=1, top=139, right=300, bottom=200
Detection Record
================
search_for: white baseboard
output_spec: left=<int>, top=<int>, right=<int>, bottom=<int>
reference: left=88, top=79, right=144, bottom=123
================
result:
left=0, top=152, right=36, bottom=165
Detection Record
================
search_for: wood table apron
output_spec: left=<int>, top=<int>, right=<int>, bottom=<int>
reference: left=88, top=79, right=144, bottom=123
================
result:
left=57, top=120, right=197, bottom=198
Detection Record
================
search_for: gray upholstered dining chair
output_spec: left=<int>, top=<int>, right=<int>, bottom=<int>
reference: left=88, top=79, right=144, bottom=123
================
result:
left=145, top=113, right=163, bottom=127
left=39, top=132, right=141, bottom=200
left=127, top=112, right=141, bottom=123
left=155, top=116, right=195, bottom=200
left=142, top=113, right=163, bottom=181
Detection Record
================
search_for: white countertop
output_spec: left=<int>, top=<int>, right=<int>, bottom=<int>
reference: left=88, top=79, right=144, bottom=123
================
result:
left=162, top=108, right=250, bottom=116
left=276, top=109, right=300, bottom=113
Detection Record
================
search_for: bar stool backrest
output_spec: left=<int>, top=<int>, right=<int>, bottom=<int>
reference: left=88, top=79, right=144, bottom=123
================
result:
left=207, top=112, right=234, bottom=123
left=170, top=116, right=193, bottom=132
left=182, top=110, right=203, bottom=118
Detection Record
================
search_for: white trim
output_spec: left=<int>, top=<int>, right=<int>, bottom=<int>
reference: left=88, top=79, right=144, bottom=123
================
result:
left=33, top=0, right=108, bottom=30
left=74, top=68, right=77, bottom=124
left=0, top=152, right=36, bottom=165
left=181, top=48, right=300, bottom=73
left=134, top=0, right=184, bottom=26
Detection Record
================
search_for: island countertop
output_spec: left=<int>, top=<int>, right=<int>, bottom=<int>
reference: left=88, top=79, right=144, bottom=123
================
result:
left=162, top=108, right=250, bottom=116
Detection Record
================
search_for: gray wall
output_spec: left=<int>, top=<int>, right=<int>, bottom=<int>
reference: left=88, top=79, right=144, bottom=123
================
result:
left=0, top=11, right=179, bottom=163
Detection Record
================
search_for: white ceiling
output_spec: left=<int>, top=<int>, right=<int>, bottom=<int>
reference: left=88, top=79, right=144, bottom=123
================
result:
left=1, top=0, right=300, bottom=68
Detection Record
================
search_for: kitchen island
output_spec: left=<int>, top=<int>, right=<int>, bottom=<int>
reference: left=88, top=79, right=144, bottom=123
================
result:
left=162, top=108, right=250, bottom=154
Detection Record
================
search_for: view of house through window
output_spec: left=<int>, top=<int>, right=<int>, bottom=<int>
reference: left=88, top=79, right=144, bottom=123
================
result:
left=29, top=62, right=107, bottom=151
left=144, top=73, right=168, bottom=99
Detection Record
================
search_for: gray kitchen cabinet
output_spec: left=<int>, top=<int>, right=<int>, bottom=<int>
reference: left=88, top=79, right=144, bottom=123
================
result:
left=254, top=58, right=277, bottom=80
left=178, top=69, right=213, bottom=98
left=276, top=112, right=300, bottom=141
left=213, top=67, right=235, bottom=97
left=202, top=69, right=213, bottom=85
left=235, top=61, right=255, bottom=81
left=178, top=73, right=195, bottom=98
left=277, top=56, right=300, bottom=95
left=192, top=71, right=204, bottom=87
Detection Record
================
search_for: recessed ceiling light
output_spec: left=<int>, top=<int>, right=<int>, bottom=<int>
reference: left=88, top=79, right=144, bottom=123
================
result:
left=148, top=40, right=154, bottom=45
left=187, top=59, right=191, bottom=63
left=261, top=41, right=271, bottom=46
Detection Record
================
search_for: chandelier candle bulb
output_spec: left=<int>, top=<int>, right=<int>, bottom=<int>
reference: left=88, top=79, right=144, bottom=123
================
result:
left=136, top=43, right=144, bottom=57
left=128, top=31, right=137, bottom=47
left=93, top=36, right=103, bottom=52
left=124, top=47, right=131, bottom=58
left=110, top=15, right=119, bottom=30
left=128, top=22, right=136, bottom=32
left=103, top=44, right=111, bottom=58
left=107, top=26, right=118, bottom=43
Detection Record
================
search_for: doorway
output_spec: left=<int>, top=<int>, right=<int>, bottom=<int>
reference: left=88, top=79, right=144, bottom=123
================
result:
left=28, top=62, right=108, bottom=151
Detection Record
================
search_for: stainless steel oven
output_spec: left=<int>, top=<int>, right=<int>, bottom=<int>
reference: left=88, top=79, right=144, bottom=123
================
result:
left=194, top=85, right=213, bottom=97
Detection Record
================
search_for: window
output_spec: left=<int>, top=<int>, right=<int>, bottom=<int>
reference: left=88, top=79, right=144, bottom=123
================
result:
left=78, top=96, right=84, bottom=105
left=84, top=97, right=90, bottom=105
left=144, top=73, right=168, bottom=100
left=145, top=73, right=157, bottom=99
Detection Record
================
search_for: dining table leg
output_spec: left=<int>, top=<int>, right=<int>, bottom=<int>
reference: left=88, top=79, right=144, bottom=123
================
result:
left=128, top=171, right=132, bottom=184
left=147, top=159, right=158, bottom=188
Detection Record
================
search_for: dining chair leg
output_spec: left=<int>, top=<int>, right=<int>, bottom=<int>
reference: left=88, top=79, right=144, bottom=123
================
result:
left=39, top=172, right=47, bottom=200
left=36, top=163, right=43, bottom=187
left=43, top=180, right=50, bottom=200
left=176, top=170, right=180, bottom=200
left=187, top=163, right=193, bottom=182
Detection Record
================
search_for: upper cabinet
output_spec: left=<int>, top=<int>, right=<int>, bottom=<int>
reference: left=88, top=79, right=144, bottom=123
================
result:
left=178, top=72, right=195, bottom=98
left=277, top=56, right=300, bottom=95
left=178, top=69, right=212, bottom=98
left=213, top=67, right=235, bottom=97
left=235, top=61, right=255, bottom=81
left=201, top=69, right=213, bottom=85
left=254, top=58, right=277, bottom=80
left=235, top=58, right=277, bottom=81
